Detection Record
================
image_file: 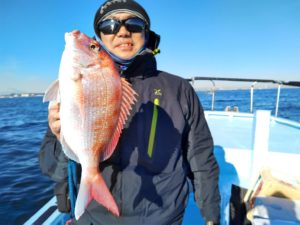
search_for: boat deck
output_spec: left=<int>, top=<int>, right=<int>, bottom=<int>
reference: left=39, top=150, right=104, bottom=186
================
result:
left=184, top=110, right=300, bottom=225
left=25, top=110, right=300, bottom=225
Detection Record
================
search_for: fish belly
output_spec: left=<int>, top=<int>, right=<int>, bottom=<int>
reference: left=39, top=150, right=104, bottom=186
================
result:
left=60, top=66, right=122, bottom=166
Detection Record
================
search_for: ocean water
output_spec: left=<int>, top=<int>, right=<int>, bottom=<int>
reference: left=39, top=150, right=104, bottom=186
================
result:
left=0, top=88, right=299, bottom=225
left=198, top=88, right=300, bottom=121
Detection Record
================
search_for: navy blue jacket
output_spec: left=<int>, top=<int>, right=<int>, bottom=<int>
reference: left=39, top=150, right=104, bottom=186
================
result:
left=39, top=52, right=220, bottom=225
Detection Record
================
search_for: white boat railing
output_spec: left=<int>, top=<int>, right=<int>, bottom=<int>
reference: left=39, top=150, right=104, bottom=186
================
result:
left=188, top=76, right=300, bottom=117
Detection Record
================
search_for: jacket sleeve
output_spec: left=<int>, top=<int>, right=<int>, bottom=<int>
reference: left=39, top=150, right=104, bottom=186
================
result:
left=182, top=81, right=220, bottom=222
left=39, top=126, right=68, bottom=182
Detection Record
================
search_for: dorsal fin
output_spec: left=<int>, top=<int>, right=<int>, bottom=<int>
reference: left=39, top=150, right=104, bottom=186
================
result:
left=101, top=78, right=137, bottom=161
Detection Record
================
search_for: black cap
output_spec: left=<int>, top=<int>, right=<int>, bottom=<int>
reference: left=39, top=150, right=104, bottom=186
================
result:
left=94, top=0, right=150, bottom=38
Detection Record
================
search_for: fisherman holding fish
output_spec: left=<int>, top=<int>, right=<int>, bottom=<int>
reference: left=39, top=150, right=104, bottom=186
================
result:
left=39, top=1, right=220, bottom=225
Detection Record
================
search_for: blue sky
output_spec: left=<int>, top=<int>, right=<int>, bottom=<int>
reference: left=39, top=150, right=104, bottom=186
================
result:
left=0, top=0, right=300, bottom=93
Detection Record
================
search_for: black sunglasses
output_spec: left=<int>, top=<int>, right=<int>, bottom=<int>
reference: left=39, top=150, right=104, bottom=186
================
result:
left=98, top=17, right=147, bottom=35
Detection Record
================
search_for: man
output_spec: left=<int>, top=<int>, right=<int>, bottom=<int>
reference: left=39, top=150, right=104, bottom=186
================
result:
left=39, top=0, right=220, bottom=224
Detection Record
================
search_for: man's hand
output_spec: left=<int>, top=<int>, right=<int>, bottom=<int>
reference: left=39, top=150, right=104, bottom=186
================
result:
left=48, top=101, right=61, bottom=140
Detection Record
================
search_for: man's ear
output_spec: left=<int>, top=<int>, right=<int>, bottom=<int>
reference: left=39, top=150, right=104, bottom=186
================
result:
left=146, top=30, right=160, bottom=52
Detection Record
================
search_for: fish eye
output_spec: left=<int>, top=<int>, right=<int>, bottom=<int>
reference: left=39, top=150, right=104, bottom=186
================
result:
left=89, top=43, right=101, bottom=51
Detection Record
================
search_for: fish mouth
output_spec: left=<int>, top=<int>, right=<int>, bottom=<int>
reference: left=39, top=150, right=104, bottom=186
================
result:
left=68, top=30, right=81, bottom=36
left=65, top=30, right=81, bottom=41
left=64, top=30, right=92, bottom=52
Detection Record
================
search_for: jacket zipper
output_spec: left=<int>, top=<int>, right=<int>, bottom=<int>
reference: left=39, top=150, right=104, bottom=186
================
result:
left=147, top=98, right=159, bottom=157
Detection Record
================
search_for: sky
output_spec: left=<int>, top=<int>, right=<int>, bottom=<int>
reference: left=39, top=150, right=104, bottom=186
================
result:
left=0, top=0, right=300, bottom=93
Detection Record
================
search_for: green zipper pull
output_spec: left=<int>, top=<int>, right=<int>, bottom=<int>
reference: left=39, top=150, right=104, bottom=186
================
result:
left=147, top=98, right=159, bottom=158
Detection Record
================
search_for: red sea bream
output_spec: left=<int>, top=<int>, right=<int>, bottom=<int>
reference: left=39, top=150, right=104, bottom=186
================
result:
left=43, top=30, right=137, bottom=219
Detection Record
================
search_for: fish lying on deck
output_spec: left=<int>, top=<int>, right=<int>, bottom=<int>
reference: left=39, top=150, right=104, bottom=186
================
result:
left=43, top=30, right=137, bottom=219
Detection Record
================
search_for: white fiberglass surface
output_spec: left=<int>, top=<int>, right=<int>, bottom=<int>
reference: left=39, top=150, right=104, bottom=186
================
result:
left=269, top=120, right=300, bottom=154
left=183, top=145, right=250, bottom=225
left=206, top=112, right=300, bottom=154
left=206, top=113, right=254, bottom=150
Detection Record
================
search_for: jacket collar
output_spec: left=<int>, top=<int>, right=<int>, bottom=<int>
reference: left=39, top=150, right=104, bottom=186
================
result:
left=121, top=52, right=157, bottom=79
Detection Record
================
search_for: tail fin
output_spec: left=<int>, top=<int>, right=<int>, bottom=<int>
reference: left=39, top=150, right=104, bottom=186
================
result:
left=74, top=171, right=120, bottom=219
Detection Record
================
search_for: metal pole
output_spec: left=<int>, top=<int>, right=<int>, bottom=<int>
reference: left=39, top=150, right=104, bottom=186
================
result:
left=250, top=82, right=257, bottom=113
left=192, top=77, right=195, bottom=87
left=275, top=84, right=282, bottom=117
left=210, top=80, right=215, bottom=111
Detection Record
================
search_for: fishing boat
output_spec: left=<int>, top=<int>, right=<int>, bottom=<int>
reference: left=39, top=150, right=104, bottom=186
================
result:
left=24, top=77, right=300, bottom=225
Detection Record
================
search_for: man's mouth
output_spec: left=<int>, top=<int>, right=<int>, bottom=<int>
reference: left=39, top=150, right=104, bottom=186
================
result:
left=119, top=43, right=132, bottom=47
left=116, top=42, right=133, bottom=50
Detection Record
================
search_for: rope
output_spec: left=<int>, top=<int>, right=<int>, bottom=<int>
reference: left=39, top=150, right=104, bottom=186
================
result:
left=68, top=160, right=78, bottom=218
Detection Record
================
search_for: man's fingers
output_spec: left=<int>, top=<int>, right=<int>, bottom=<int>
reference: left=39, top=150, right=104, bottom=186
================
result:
left=49, top=101, right=60, bottom=111
left=48, top=101, right=61, bottom=139
left=51, top=120, right=61, bottom=133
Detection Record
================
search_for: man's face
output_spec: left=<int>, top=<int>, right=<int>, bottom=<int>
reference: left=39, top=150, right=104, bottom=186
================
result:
left=100, top=12, right=146, bottom=60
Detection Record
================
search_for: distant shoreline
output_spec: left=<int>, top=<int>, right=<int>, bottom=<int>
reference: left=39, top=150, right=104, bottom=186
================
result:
left=1, top=87, right=299, bottom=99
left=0, top=93, right=44, bottom=99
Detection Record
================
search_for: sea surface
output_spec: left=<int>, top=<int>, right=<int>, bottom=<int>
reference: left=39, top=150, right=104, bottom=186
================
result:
left=0, top=88, right=299, bottom=225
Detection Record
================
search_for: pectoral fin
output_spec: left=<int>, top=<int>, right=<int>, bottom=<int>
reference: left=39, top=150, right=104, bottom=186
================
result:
left=43, top=80, right=60, bottom=103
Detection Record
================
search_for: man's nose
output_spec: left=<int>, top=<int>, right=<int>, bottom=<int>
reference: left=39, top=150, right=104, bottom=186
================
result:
left=117, top=25, right=130, bottom=36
